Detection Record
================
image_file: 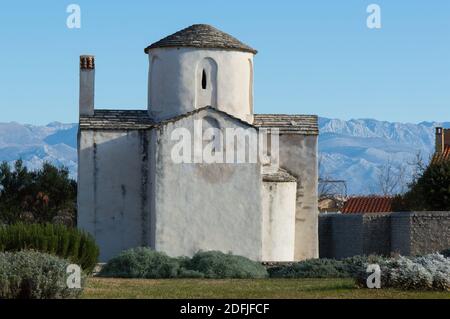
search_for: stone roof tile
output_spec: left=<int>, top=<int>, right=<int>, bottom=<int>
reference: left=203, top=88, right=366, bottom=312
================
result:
left=253, top=114, right=319, bottom=135
left=79, top=110, right=155, bottom=130
left=80, top=109, right=319, bottom=135
left=145, top=24, right=257, bottom=54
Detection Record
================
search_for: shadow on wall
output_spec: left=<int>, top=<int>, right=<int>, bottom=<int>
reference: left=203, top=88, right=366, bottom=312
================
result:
left=77, top=130, right=153, bottom=261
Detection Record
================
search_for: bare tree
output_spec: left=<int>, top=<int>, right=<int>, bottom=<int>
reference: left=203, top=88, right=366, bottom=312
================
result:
left=318, top=154, right=347, bottom=199
left=407, top=151, right=427, bottom=184
left=375, top=157, right=407, bottom=196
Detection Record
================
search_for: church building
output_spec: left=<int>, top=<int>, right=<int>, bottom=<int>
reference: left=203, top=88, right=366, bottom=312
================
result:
left=77, top=24, right=319, bottom=262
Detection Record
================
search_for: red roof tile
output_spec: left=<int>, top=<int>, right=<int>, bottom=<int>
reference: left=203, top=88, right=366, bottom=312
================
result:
left=341, top=196, right=393, bottom=214
left=431, top=146, right=450, bottom=165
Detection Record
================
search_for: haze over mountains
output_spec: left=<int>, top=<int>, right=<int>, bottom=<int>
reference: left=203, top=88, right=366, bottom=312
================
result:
left=319, top=118, right=450, bottom=194
left=0, top=118, right=449, bottom=195
left=0, top=122, right=78, bottom=179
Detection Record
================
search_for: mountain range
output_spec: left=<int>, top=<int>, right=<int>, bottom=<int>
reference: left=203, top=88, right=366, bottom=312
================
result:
left=0, top=118, right=448, bottom=195
left=319, top=118, right=450, bottom=194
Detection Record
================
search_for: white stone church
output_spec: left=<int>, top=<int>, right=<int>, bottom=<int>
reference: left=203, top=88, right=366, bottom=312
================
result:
left=78, top=24, right=319, bottom=262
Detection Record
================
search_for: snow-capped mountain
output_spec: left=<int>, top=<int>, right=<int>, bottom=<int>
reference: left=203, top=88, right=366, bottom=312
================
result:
left=0, top=122, right=78, bottom=179
left=0, top=118, right=448, bottom=194
left=319, top=118, right=450, bottom=194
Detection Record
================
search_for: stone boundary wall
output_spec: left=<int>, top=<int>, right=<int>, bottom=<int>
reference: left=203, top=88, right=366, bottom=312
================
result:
left=332, top=214, right=363, bottom=259
left=319, top=211, right=450, bottom=259
left=362, top=214, right=391, bottom=257
left=390, top=212, right=411, bottom=256
left=318, top=213, right=333, bottom=258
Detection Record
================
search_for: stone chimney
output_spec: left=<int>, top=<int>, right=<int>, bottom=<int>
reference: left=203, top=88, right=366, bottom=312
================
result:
left=79, top=55, right=95, bottom=116
left=436, top=127, right=444, bottom=153
left=435, top=127, right=450, bottom=154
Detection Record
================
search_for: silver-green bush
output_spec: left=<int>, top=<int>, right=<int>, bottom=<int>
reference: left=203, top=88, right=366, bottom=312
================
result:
left=0, top=250, right=83, bottom=299
left=268, top=255, right=385, bottom=279
left=99, top=247, right=181, bottom=278
left=415, top=254, right=450, bottom=290
left=186, top=251, right=268, bottom=279
left=0, top=223, right=99, bottom=274
left=98, top=248, right=268, bottom=279
left=268, top=258, right=348, bottom=278
left=354, top=253, right=450, bottom=291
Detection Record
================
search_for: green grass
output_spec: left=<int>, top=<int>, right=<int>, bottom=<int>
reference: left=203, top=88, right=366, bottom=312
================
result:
left=83, top=277, right=450, bottom=299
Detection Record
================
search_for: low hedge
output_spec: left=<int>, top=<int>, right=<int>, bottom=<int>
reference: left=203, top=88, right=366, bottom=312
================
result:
left=268, top=255, right=384, bottom=279
left=0, top=250, right=83, bottom=299
left=268, top=258, right=348, bottom=278
left=0, top=223, right=99, bottom=273
left=99, top=248, right=268, bottom=279
left=185, top=251, right=268, bottom=279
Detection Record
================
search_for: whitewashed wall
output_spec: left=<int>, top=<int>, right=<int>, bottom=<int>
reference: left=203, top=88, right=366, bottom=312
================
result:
left=147, top=47, right=254, bottom=123
left=150, top=109, right=263, bottom=260
left=78, top=125, right=317, bottom=262
left=279, top=134, right=319, bottom=261
left=262, top=181, right=297, bottom=261
left=77, top=130, right=152, bottom=261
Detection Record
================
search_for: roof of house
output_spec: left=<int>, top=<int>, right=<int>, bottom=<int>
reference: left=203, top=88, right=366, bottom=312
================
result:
left=431, top=146, right=450, bottom=165
left=144, top=24, right=257, bottom=54
left=253, top=114, right=319, bottom=135
left=79, top=110, right=156, bottom=130
left=79, top=107, right=254, bottom=130
left=341, top=196, right=393, bottom=214
left=262, top=167, right=297, bottom=183
left=79, top=109, right=319, bottom=135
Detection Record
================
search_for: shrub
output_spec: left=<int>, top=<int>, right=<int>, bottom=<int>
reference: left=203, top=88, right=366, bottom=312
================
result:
left=440, top=249, right=450, bottom=258
left=268, top=255, right=386, bottom=279
left=353, top=253, right=450, bottom=291
left=177, top=268, right=205, bottom=279
left=268, top=258, right=347, bottom=278
left=0, top=250, right=83, bottom=299
left=0, top=160, right=77, bottom=225
left=340, top=255, right=387, bottom=277
left=415, top=254, right=450, bottom=290
left=99, top=247, right=182, bottom=278
left=186, top=251, right=268, bottom=279
left=99, top=248, right=268, bottom=279
left=392, top=160, right=450, bottom=211
left=0, top=223, right=99, bottom=273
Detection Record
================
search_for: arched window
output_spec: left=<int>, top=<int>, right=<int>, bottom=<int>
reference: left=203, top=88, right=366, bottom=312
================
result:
left=196, top=58, right=218, bottom=109
left=202, top=69, right=207, bottom=90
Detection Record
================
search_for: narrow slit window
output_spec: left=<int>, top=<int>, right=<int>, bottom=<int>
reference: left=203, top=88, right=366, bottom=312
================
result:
left=202, top=69, right=207, bottom=89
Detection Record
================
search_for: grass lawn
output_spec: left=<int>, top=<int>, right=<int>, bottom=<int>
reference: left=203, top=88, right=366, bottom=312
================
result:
left=83, top=277, right=450, bottom=299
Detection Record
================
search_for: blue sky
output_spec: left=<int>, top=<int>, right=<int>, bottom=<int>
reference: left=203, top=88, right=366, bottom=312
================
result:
left=0, top=0, right=449, bottom=125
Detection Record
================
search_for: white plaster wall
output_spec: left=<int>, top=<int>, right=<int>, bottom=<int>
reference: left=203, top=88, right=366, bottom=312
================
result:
left=150, top=108, right=263, bottom=260
left=261, top=181, right=296, bottom=261
left=279, top=134, right=319, bottom=261
left=79, top=70, right=94, bottom=116
left=147, top=47, right=254, bottom=123
left=77, top=130, right=151, bottom=262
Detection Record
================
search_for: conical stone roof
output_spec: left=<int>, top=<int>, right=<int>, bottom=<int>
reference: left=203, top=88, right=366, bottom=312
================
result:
left=144, top=24, right=257, bottom=54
